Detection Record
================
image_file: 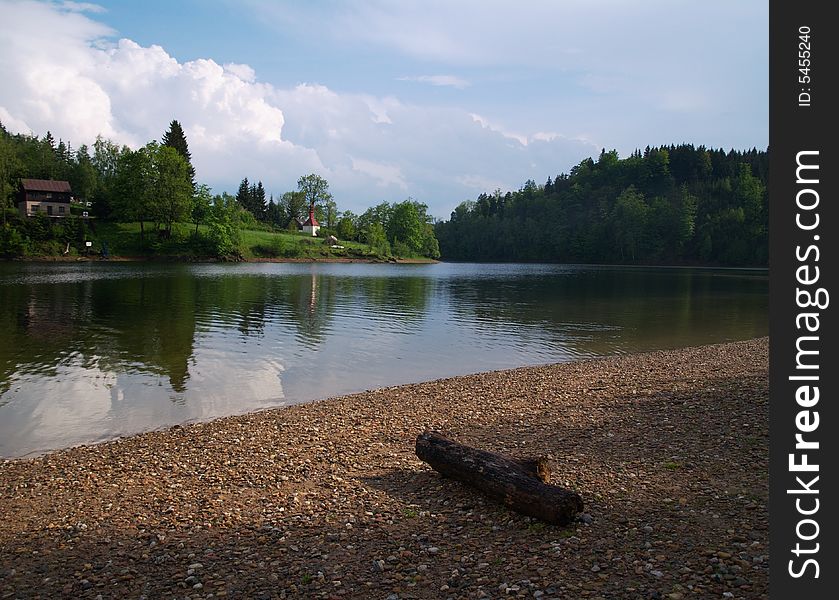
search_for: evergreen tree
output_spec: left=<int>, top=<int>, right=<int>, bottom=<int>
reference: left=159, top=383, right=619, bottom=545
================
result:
left=249, top=182, right=258, bottom=215
left=236, top=177, right=250, bottom=209
left=266, top=195, right=284, bottom=226
left=254, top=181, right=267, bottom=220
left=161, top=119, right=195, bottom=190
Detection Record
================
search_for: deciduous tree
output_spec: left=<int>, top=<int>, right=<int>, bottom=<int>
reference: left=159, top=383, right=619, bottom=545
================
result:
left=297, top=174, right=332, bottom=215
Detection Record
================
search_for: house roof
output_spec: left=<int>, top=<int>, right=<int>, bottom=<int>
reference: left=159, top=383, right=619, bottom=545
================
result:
left=20, top=179, right=72, bottom=193
left=303, top=209, right=319, bottom=227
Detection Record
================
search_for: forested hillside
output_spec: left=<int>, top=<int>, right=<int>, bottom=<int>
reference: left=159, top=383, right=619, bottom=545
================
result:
left=435, top=145, right=768, bottom=266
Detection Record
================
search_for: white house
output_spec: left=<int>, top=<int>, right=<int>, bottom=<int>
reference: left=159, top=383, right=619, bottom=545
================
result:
left=302, top=207, right=320, bottom=236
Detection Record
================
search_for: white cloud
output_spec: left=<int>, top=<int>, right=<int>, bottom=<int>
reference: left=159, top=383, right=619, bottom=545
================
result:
left=243, top=0, right=767, bottom=155
left=0, top=0, right=600, bottom=218
left=223, top=62, right=257, bottom=83
left=58, top=1, right=106, bottom=13
left=397, top=75, right=470, bottom=89
left=470, top=113, right=528, bottom=146
left=350, top=157, right=408, bottom=190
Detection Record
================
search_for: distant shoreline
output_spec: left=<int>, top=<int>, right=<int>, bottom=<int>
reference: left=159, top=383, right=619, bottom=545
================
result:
left=2, top=256, right=769, bottom=269
left=4, top=255, right=439, bottom=264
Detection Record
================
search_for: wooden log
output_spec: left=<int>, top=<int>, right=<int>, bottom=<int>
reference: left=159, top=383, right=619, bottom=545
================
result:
left=415, top=432, right=583, bottom=525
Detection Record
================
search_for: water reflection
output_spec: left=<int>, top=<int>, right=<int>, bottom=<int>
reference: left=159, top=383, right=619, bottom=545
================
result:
left=0, top=263, right=766, bottom=456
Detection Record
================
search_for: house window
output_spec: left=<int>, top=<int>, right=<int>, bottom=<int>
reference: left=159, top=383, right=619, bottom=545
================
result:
left=58, top=206, right=65, bottom=214
left=47, top=205, right=53, bottom=215
left=31, top=204, right=39, bottom=212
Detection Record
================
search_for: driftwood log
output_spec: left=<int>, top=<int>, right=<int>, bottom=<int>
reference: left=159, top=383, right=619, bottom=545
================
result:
left=415, top=432, right=584, bottom=525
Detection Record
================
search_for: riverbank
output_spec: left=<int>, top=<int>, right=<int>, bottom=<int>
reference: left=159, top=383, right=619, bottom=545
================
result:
left=0, top=338, right=768, bottom=599
left=9, top=255, right=437, bottom=264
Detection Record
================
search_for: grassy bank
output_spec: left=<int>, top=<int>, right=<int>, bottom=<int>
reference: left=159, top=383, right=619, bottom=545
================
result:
left=0, top=339, right=768, bottom=599
left=90, top=221, right=384, bottom=261
left=2, top=216, right=430, bottom=262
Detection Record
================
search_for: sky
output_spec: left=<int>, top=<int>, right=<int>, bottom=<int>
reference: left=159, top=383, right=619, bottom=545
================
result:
left=0, top=0, right=768, bottom=219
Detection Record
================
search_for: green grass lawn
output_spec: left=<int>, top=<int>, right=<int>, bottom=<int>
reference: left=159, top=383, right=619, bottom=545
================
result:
left=86, top=221, right=385, bottom=261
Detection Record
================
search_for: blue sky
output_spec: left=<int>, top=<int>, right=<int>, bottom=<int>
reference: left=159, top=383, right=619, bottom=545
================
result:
left=0, top=0, right=768, bottom=219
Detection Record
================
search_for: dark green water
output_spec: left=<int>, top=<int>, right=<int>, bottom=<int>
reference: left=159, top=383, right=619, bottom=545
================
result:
left=0, top=262, right=767, bottom=457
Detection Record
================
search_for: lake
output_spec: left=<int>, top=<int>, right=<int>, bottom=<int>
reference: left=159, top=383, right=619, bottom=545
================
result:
left=0, top=262, right=767, bottom=457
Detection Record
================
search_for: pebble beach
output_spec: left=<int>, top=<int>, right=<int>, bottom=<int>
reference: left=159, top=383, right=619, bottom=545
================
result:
left=0, top=338, right=769, bottom=599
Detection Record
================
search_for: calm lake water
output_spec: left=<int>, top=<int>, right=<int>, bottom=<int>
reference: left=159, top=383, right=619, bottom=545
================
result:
left=0, top=262, right=767, bottom=457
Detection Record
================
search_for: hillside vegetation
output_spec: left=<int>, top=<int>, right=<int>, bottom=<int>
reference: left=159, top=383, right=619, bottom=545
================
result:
left=0, top=122, right=440, bottom=261
left=435, top=145, right=768, bottom=266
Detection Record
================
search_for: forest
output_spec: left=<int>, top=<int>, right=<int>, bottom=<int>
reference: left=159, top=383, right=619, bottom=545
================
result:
left=434, top=145, right=768, bottom=266
left=2, top=120, right=766, bottom=265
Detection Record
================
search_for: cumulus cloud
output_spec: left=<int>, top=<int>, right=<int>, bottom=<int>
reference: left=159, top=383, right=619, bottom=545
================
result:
left=350, top=157, right=408, bottom=190
left=0, top=0, right=598, bottom=218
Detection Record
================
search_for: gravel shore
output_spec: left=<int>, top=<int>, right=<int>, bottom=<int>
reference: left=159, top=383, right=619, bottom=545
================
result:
left=0, top=339, right=768, bottom=600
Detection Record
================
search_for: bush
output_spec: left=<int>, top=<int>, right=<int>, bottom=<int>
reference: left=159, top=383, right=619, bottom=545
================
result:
left=0, top=223, right=26, bottom=257
left=237, top=208, right=258, bottom=229
left=336, top=216, right=356, bottom=241
left=365, top=222, right=391, bottom=256
left=392, top=239, right=412, bottom=258
left=22, top=212, right=52, bottom=241
left=207, top=217, right=242, bottom=259
left=251, top=237, right=296, bottom=258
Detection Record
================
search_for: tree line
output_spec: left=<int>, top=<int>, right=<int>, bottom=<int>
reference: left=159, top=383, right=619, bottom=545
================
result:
left=231, top=173, right=440, bottom=259
left=435, top=145, right=768, bottom=266
left=0, top=121, right=441, bottom=259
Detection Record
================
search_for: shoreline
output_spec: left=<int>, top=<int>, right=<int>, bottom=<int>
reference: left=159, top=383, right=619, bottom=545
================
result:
left=4, top=255, right=438, bottom=264
left=0, top=339, right=769, bottom=598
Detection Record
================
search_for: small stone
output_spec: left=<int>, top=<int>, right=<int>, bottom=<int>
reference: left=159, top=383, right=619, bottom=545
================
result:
left=580, top=513, right=594, bottom=524
left=591, top=565, right=601, bottom=572
left=650, top=570, right=664, bottom=578
left=427, top=547, right=439, bottom=555
left=643, top=526, right=654, bottom=533
left=188, top=563, right=204, bottom=570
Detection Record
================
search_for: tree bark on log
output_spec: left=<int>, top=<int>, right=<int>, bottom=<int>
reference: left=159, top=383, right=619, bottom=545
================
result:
left=415, top=432, right=583, bottom=525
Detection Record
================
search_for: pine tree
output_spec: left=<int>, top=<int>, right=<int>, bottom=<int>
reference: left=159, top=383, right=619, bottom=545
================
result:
left=236, top=177, right=250, bottom=209
left=249, top=182, right=257, bottom=214
left=162, top=119, right=195, bottom=190
left=254, top=181, right=267, bottom=220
